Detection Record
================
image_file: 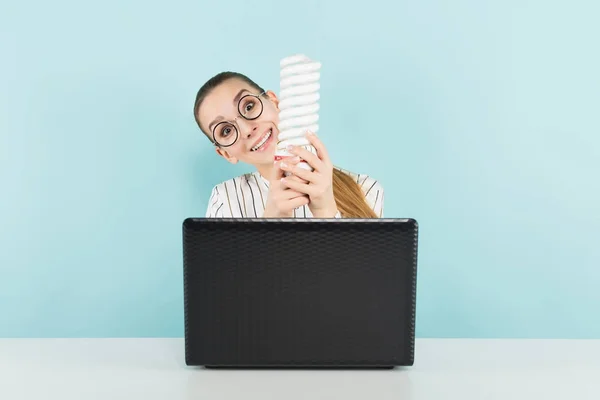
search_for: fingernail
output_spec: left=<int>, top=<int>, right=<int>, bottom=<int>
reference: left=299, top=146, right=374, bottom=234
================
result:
left=286, top=145, right=294, bottom=151
left=280, top=162, right=287, bottom=168
left=306, top=130, right=313, bottom=136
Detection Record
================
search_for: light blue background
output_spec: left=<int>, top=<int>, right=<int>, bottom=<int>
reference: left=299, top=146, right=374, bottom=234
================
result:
left=1, top=0, right=599, bottom=338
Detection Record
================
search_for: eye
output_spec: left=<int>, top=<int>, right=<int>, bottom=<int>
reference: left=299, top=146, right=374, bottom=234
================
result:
left=244, top=101, right=255, bottom=113
left=218, top=124, right=234, bottom=138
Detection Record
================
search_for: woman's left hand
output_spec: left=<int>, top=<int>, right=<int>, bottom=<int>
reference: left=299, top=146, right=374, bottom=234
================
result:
left=279, top=131, right=339, bottom=218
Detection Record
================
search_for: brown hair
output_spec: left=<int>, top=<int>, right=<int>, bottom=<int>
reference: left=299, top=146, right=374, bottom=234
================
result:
left=193, top=71, right=378, bottom=218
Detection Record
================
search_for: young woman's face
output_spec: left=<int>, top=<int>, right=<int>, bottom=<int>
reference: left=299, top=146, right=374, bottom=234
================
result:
left=197, top=79, right=281, bottom=166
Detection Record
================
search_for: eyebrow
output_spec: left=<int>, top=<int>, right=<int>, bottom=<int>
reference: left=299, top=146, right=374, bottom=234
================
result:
left=208, top=89, right=250, bottom=132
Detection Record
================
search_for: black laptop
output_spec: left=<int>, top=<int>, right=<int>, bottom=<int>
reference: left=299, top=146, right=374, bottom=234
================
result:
left=182, top=217, right=419, bottom=368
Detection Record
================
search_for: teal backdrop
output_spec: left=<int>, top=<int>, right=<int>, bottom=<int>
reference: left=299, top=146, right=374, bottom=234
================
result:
left=1, top=0, right=599, bottom=338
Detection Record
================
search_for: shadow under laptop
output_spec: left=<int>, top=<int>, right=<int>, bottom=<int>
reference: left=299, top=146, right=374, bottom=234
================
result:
left=202, top=365, right=399, bottom=370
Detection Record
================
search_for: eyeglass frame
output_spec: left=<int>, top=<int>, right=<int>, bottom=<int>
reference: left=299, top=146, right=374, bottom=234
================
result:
left=211, top=91, right=266, bottom=148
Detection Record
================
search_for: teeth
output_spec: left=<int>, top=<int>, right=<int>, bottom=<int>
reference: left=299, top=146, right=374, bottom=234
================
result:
left=251, top=130, right=272, bottom=151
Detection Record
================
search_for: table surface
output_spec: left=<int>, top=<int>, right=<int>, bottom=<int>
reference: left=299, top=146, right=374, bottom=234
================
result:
left=1, top=338, right=599, bottom=399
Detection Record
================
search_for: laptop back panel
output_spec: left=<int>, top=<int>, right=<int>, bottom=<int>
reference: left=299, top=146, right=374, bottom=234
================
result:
left=183, top=218, right=418, bottom=367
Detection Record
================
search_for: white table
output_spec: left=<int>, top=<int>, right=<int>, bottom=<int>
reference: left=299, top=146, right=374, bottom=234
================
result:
left=1, top=338, right=599, bottom=399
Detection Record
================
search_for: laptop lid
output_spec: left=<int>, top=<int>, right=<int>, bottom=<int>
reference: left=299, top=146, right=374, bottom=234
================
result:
left=182, top=218, right=418, bottom=368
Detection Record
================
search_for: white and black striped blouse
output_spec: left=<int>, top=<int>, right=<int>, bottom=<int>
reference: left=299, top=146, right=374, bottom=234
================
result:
left=205, top=168, right=384, bottom=218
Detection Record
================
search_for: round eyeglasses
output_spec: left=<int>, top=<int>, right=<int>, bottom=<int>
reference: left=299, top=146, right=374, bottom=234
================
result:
left=212, top=92, right=265, bottom=147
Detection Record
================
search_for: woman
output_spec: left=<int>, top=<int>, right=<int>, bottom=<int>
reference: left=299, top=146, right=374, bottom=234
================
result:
left=193, top=71, right=384, bottom=219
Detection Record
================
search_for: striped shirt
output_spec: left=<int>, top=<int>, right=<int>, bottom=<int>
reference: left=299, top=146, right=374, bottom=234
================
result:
left=205, top=167, right=384, bottom=218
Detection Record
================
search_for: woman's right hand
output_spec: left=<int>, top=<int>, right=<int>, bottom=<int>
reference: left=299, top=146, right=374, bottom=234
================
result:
left=263, top=157, right=309, bottom=218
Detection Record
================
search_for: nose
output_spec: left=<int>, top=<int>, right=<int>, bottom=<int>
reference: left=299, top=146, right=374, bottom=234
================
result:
left=239, top=119, right=259, bottom=138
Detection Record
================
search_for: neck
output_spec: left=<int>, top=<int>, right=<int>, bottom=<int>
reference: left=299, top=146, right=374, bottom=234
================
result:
left=256, top=162, right=275, bottom=182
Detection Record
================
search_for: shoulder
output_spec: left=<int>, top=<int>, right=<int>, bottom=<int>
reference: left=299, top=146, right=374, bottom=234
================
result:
left=210, top=172, right=258, bottom=194
left=334, top=167, right=383, bottom=196
left=206, top=172, right=264, bottom=218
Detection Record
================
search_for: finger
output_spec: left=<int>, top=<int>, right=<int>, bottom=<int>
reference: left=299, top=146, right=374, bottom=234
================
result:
left=285, top=156, right=302, bottom=165
left=271, top=161, right=285, bottom=181
left=282, top=188, right=306, bottom=200
left=274, top=157, right=304, bottom=181
left=287, top=195, right=310, bottom=210
left=280, top=161, right=314, bottom=183
left=286, top=174, right=309, bottom=185
left=272, top=176, right=307, bottom=192
left=288, top=145, right=324, bottom=172
left=279, top=166, right=308, bottom=184
left=281, top=176, right=315, bottom=197
left=276, top=155, right=301, bottom=166
left=281, top=161, right=318, bottom=183
left=305, top=131, right=332, bottom=166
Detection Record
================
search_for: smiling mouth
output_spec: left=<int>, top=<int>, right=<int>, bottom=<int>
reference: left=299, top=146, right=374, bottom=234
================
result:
left=250, top=129, right=273, bottom=152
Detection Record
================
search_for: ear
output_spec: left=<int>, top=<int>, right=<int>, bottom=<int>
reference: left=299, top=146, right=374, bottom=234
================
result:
left=264, top=90, right=279, bottom=110
left=215, top=147, right=239, bottom=164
